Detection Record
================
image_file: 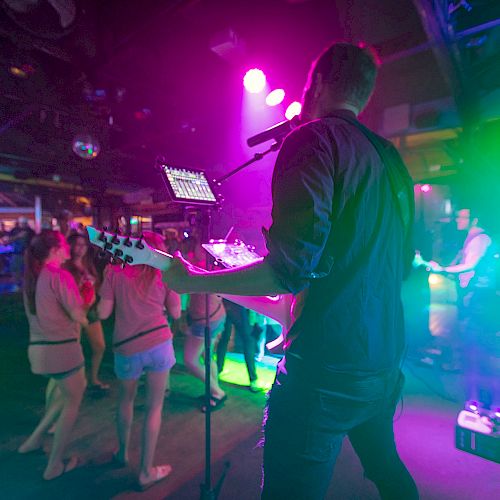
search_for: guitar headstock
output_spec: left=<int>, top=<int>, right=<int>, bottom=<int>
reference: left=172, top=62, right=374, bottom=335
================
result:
left=86, top=226, right=155, bottom=267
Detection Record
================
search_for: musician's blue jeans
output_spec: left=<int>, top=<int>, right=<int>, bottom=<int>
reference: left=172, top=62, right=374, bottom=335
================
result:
left=261, top=359, right=419, bottom=500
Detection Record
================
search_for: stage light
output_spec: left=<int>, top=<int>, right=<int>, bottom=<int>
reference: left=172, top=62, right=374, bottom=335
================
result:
left=243, top=68, right=266, bottom=93
left=420, top=184, right=432, bottom=193
left=266, top=89, right=285, bottom=106
left=72, top=134, right=100, bottom=160
left=134, top=108, right=152, bottom=121
left=285, top=101, right=302, bottom=120
left=428, top=273, right=443, bottom=287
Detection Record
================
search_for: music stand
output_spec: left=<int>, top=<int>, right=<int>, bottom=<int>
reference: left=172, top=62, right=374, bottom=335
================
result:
left=157, top=160, right=228, bottom=500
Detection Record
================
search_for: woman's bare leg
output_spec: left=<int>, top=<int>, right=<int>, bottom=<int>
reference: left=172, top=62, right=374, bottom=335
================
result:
left=18, top=378, right=63, bottom=453
left=184, top=335, right=225, bottom=399
left=115, top=378, right=138, bottom=465
left=139, top=369, right=169, bottom=480
left=84, top=321, right=107, bottom=387
left=43, top=368, right=86, bottom=480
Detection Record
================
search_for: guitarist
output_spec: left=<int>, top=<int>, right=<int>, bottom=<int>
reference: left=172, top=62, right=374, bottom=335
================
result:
left=427, top=208, right=499, bottom=405
left=165, top=42, right=418, bottom=500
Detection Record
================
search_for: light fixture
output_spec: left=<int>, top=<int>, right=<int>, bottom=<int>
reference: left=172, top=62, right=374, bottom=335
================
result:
left=72, top=134, right=100, bottom=160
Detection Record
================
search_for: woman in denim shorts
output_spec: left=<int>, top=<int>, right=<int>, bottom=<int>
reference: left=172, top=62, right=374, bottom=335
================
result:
left=98, top=231, right=181, bottom=490
left=183, top=240, right=227, bottom=411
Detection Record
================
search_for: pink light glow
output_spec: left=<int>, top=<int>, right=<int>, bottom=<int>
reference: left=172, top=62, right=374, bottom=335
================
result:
left=285, top=101, right=302, bottom=120
left=420, top=184, right=432, bottom=193
left=265, top=89, right=285, bottom=106
left=243, top=68, right=266, bottom=93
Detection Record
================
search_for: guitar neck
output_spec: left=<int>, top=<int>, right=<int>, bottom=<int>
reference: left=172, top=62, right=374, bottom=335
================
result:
left=85, top=226, right=291, bottom=330
left=145, top=248, right=173, bottom=272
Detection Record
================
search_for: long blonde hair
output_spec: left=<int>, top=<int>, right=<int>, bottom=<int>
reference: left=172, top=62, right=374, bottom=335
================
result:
left=135, top=231, right=167, bottom=294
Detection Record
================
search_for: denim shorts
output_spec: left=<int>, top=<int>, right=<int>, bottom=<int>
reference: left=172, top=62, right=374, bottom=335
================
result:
left=187, top=315, right=226, bottom=339
left=114, top=340, right=176, bottom=380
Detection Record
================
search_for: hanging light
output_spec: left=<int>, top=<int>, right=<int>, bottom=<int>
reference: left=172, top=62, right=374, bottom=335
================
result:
left=72, top=134, right=100, bottom=160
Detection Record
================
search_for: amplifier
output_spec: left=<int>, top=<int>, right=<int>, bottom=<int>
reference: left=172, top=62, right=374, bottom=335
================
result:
left=455, top=410, right=500, bottom=463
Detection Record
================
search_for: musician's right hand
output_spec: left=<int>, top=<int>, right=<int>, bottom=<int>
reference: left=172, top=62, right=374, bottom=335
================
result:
left=427, top=260, right=444, bottom=273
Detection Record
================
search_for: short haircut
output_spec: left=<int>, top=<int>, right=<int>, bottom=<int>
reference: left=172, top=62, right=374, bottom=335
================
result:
left=311, top=42, right=379, bottom=111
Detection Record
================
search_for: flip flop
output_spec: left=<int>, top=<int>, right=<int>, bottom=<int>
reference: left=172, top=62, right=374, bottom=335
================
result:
left=201, top=394, right=227, bottom=413
left=43, top=456, right=79, bottom=481
left=137, top=464, right=172, bottom=491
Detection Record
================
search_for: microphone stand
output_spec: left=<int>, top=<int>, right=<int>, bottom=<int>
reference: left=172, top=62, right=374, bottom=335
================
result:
left=198, top=140, right=282, bottom=500
left=214, top=141, right=283, bottom=186
left=199, top=140, right=282, bottom=499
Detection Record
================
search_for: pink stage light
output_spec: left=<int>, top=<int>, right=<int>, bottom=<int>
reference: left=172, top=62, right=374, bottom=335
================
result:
left=243, top=68, right=266, bottom=93
left=285, top=101, right=302, bottom=120
left=265, top=89, right=285, bottom=106
left=420, top=184, right=432, bottom=193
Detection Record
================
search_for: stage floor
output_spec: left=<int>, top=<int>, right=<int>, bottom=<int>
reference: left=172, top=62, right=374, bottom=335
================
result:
left=0, top=293, right=498, bottom=499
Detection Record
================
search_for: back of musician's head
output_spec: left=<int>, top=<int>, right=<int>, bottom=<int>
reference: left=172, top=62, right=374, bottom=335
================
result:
left=310, top=42, right=379, bottom=112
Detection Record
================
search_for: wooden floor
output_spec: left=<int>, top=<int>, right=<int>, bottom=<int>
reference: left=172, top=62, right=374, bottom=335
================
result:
left=1, top=292, right=499, bottom=499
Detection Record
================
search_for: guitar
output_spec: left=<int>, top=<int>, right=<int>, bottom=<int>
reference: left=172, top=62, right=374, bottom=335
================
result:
left=86, top=227, right=294, bottom=334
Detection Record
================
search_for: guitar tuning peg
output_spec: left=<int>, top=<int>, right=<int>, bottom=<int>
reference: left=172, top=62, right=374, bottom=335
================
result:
left=123, top=236, right=133, bottom=247
left=98, top=231, right=106, bottom=242
left=111, top=233, right=120, bottom=244
left=135, top=235, right=145, bottom=249
left=103, top=226, right=108, bottom=231
left=114, top=249, right=124, bottom=258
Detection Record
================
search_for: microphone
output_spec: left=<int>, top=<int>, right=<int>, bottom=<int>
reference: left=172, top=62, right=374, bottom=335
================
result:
left=247, top=116, right=300, bottom=147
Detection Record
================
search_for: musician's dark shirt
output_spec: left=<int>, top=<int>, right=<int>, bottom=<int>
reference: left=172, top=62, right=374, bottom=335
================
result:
left=264, top=110, right=414, bottom=376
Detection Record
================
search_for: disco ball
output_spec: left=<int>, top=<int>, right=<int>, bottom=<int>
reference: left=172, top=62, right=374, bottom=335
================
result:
left=72, top=134, right=100, bottom=160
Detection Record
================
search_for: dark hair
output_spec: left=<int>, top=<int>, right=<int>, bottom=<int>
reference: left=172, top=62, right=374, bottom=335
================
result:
left=64, top=232, right=98, bottom=285
left=24, top=230, right=63, bottom=315
left=311, top=42, right=379, bottom=111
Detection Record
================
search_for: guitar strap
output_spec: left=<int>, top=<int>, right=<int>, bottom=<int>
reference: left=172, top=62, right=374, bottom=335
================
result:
left=332, top=114, right=414, bottom=239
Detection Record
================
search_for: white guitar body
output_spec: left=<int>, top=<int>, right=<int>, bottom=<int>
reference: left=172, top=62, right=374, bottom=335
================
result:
left=87, top=227, right=293, bottom=345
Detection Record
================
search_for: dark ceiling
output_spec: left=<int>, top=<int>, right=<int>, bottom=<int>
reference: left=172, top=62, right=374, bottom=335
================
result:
left=0, top=0, right=499, bottom=195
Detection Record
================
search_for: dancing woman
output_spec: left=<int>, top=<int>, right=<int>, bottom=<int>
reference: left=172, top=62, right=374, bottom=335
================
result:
left=183, top=239, right=227, bottom=411
left=19, top=230, right=89, bottom=480
left=98, top=231, right=181, bottom=490
left=64, top=233, right=109, bottom=392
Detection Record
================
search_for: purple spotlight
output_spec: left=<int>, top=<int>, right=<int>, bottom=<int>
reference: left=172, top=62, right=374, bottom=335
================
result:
left=285, top=101, right=302, bottom=120
left=420, top=184, right=432, bottom=193
left=266, top=89, right=285, bottom=107
left=243, top=68, right=266, bottom=93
